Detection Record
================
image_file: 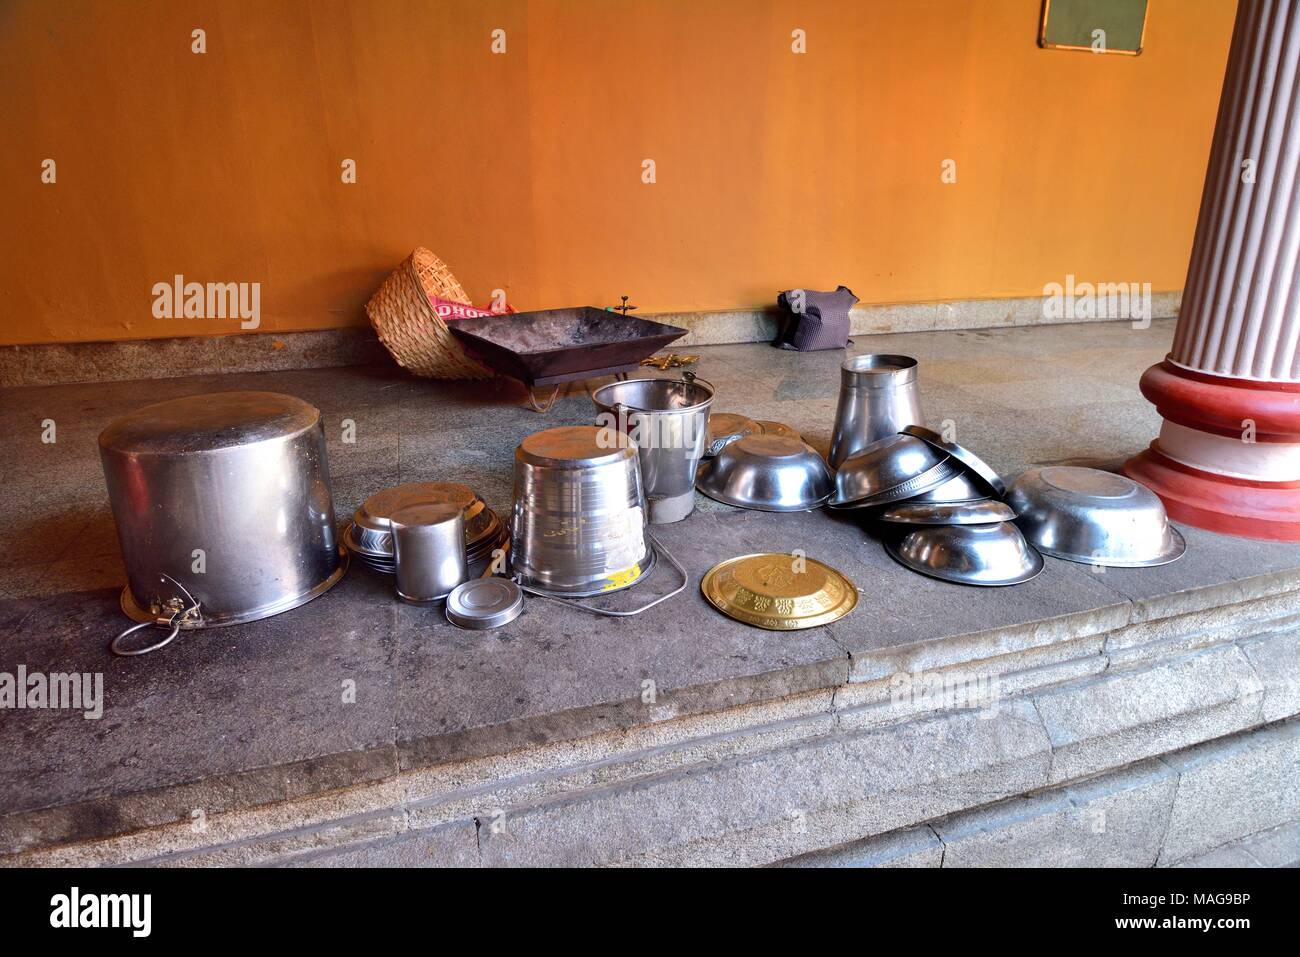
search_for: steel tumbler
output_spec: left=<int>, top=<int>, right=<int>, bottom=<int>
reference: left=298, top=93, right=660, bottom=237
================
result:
left=391, top=503, right=467, bottom=603
left=828, top=354, right=923, bottom=469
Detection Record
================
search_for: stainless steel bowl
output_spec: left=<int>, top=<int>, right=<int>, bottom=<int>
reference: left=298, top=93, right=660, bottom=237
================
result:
left=827, top=433, right=959, bottom=509
left=901, top=425, right=1006, bottom=497
left=1006, top=466, right=1186, bottom=567
left=695, top=434, right=833, bottom=511
left=906, top=470, right=989, bottom=505
left=755, top=420, right=802, bottom=442
left=879, top=499, right=1017, bottom=525
left=886, top=522, right=1044, bottom=586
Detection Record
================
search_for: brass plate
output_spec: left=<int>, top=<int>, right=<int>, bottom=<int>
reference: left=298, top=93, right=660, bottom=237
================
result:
left=701, top=553, right=858, bottom=631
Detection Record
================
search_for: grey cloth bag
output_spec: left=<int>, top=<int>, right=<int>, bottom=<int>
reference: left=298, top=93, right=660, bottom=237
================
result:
left=774, top=286, right=858, bottom=351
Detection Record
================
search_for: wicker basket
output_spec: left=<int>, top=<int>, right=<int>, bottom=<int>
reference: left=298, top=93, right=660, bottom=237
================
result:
left=365, top=248, right=492, bottom=379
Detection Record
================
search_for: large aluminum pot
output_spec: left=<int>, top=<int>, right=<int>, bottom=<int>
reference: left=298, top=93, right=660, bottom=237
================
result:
left=591, top=372, right=714, bottom=524
left=99, top=391, right=346, bottom=653
left=828, top=354, right=923, bottom=469
left=510, top=425, right=653, bottom=596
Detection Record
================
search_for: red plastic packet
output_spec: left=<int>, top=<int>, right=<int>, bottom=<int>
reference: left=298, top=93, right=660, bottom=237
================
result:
left=428, top=295, right=516, bottom=320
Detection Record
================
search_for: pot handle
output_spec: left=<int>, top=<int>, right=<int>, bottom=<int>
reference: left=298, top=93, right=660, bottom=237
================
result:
left=110, top=617, right=184, bottom=657
left=110, top=574, right=201, bottom=657
left=517, top=530, right=688, bottom=618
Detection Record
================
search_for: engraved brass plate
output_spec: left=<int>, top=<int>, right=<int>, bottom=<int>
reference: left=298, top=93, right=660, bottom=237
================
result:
left=701, top=553, right=858, bottom=631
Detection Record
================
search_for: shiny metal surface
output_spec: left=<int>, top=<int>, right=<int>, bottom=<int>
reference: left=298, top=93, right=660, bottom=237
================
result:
left=906, top=470, right=989, bottom=504
left=391, top=503, right=467, bottom=603
left=350, top=482, right=492, bottom=555
left=901, top=425, right=1006, bottom=497
left=100, top=390, right=345, bottom=629
left=446, top=577, right=524, bottom=629
left=1006, top=466, right=1187, bottom=567
left=695, top=434, right=833, bottom=511
left=701, top=553, right=858, bottom=630
left=827, top=433, right=958, bottom=509
left=879, top=499, right=1017, bottom=525
left=755, top=420, right=802, bottom=441
left=510, top=425, right=653, bottom=596
left=829, top=354, right=923, bottom=468
left=886, top=522, right=1044, bottom=586
left=705, top=412, right=761, bottom=457
left=592, top=373, right=714, bottom=524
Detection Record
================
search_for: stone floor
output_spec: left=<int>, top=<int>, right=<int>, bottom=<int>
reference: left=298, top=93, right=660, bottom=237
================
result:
left=2, top=317, right=1298, bottom=854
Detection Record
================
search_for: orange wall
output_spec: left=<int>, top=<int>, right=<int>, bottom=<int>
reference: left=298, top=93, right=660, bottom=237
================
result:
left=0, top=0, right=1234, bottom=346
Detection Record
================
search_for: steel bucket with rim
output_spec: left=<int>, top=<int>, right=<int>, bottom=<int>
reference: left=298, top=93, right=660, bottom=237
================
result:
left=509, top=425, right=685, bottom=615
left=590, top=372, right=714, bottom=524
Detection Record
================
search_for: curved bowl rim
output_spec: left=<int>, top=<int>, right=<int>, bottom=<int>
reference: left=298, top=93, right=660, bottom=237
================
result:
left=884, top=526, right=1044, bottom=587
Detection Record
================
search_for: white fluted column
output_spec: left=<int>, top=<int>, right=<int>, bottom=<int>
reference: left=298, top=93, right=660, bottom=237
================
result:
left=1126, top=0, right=1300, bottom=540
left=1171, top=0, right=1300, bottom=381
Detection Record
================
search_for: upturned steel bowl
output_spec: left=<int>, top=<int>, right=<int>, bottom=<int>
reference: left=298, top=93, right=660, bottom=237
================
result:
left=1006, top=466, right=1186, bottom=567
left=695, top=434, right=833, bottom=511
left=900, top=425, right=1006, bottom=497
left=886, top=521, right=1044, bottom=586
left=905, top=470, right=989, bottom=505
left=879, top=499, right=1017, bottom=526
left=827, top=433, right=959, bottom=509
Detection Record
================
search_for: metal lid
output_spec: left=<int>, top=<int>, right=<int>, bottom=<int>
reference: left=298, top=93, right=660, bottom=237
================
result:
left=701, top=553, right=858, bottom=630
left=99, top=391, right=320, bottom=455
left=517, top=426, right=633, bottom=469
left=445, top=578, right=524, bottom=630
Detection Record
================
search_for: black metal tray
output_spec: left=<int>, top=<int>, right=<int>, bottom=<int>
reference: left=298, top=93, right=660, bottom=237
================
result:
left=448, top=307, right=688, bottom=388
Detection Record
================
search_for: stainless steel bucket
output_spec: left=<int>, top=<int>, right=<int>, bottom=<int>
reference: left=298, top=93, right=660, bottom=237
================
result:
left=591, top=372, right=714, bottom=524
left=828, top=354, right=923, bottom=469
left=99, top=391, right=346, bottom=655
left=510, top=426, right=653, bottom=595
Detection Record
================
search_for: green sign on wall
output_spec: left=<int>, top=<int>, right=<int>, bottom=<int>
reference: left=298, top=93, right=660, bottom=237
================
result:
left=1039, top=0, right=1149, bottom=56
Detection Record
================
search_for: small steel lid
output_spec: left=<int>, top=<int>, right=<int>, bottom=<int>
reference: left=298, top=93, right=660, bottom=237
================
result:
left=99, top=391, right=320, bottom=455
left=445, top=578, right=524, bottom=630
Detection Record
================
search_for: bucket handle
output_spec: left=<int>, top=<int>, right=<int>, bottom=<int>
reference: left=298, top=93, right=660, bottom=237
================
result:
left=517, top=530, right=688, bottom=618
left=110, top=574, right=202, bottom=657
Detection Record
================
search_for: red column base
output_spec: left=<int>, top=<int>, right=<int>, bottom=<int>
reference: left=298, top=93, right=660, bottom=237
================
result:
left=1123, top=444, right=1300, bottom=541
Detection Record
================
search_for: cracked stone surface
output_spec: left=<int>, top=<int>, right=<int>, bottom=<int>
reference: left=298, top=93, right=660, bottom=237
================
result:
left=3, top=317, right=1300, bottom=855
